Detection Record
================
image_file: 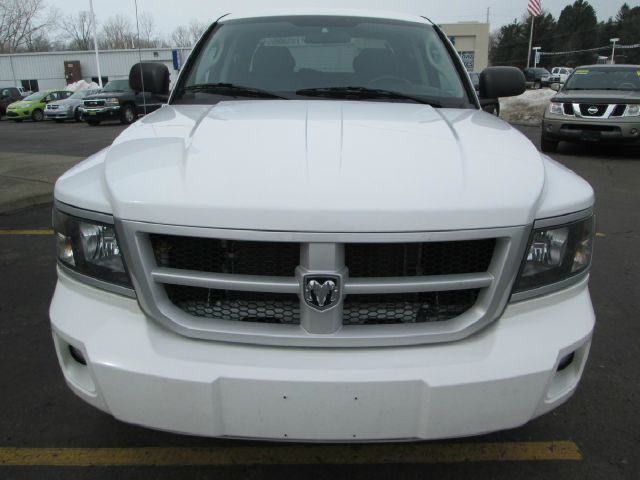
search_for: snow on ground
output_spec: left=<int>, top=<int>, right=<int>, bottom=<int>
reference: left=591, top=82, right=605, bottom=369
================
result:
left=499, top=88, right=556, bottom=126
left=65, top=80, right=101, bottom=92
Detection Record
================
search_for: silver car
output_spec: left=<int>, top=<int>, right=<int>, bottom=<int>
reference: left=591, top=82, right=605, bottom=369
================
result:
left=45, top=88, right=102, bottom=122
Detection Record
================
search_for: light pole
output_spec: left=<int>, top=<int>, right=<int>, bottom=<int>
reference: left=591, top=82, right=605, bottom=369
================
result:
left=532, top=47, right=541, bottom=68
left=89, top=0, right=103, bottom=87
left=610, top=38, right=620, bottom=64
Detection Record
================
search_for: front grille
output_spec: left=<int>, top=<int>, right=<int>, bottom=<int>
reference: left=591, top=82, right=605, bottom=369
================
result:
left=611, top=104, right=626, bottom=117
left=84, top=100, right=104, bottom=107
left=579, top=104, right=607, bottom=117
left=342, top=290, right=480, bottom=325
left=562, top=124, right=620, bottom=133
left=563, top=103, right=575, bottom=115
left=165, top=284, right=300, bottom=324
left=151, top=235, right=299, bottom=277
left=345, top=240, right=495, bottom=277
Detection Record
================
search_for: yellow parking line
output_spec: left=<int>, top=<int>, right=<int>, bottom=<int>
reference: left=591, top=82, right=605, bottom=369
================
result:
left=0, top=229, right=53, bottom=235
left=0, top=442, right=582, bottom=466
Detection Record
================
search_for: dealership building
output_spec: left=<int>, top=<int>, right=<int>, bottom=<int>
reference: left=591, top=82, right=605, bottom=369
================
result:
left=0, top=21, right=489, bottom=92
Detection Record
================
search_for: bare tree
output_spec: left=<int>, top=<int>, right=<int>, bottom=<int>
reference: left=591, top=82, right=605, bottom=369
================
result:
left=137, top=11, right=161, bottom=48
left=171, top=24, right=191, bottom=47
left=171, top=19, right=208, bottom=47
left=188, top=20, right=207, bottom=44
left=0, top=0, right=58, bottom=53
left=60, top=10, right=93, bottom=50
left=99, top=14, right=135, bottom=50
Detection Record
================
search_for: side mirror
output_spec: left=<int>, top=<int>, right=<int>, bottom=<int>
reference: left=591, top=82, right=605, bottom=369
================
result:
left=550, top=83, right=561, bottom=92
left=479, top=67, right=525, bottom=99
left=129, top=62, right=169, bottom=95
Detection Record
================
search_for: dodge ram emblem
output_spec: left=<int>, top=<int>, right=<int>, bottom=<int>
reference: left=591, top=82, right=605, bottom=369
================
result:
left=303, top=275, right=340, bottom=311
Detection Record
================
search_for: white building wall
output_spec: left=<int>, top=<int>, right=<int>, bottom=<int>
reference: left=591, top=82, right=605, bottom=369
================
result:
left=0, top=48, right=192, bottom=90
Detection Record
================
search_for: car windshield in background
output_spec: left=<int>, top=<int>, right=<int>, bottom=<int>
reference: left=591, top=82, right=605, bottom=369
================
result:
left=102, top=80, right=131, bottom=92
left=70, top=89, right=99, bottom=99
left=564, top=67, right=640, bottom=91
left=24, top=92, right=46, bottom=101
left=173, top=16, right=472, bottom=108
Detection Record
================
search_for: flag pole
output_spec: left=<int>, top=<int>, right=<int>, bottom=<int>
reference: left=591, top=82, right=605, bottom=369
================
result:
left=526, top=14, right=534, bottom=68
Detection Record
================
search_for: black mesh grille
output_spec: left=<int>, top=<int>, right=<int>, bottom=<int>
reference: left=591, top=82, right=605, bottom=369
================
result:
left=579, top=104, right=607, bottom=116
left=611, top=104, right=626, bottom=117
left=165, top=285, right=300, bottom=324
left=563, top=103, right=575, bottom=115
left=342, top=290, right=480, bottom=325
left=151, top=235, right=299, bottom=277
left=345, top=239, right=495, bottom=277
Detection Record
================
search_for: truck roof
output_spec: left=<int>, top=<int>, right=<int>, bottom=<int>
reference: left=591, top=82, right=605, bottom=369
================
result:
left=221, top=9, right=433, bottom=25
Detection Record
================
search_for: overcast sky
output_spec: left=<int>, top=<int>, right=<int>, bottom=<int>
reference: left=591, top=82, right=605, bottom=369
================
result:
left=50, top=0, right=635, bottom=37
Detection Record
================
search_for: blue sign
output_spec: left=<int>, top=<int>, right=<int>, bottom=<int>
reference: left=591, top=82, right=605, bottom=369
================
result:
left=172, top=50, right=181, bottom=71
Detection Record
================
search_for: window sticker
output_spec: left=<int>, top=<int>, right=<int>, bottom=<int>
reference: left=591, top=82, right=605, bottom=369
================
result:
left=575, top=69, right=589, bottom=75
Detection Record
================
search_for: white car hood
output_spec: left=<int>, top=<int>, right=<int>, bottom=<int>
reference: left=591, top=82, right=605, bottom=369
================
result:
left=57, top=100, right=579, bottom=232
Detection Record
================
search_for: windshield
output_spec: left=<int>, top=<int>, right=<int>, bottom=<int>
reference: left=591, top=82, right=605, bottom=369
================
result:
left=70, top=89, right=100, bottom=99
left=564, top=67, right=640, bottom=91
left=24, top=92, right=46, bottom=101
left=173, top=16, right=472, bottom=108
left=102, top=79, right=131, bottom=92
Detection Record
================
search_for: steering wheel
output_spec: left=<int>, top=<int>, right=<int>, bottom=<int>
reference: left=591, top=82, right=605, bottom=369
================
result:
left=368, top=76, right=413, bottom=89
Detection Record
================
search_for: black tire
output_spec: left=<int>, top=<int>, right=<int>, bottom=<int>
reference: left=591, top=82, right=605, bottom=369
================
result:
left=74, top=108, right=83, bottom=122
left=32, top=109, right=44, bottom=122
left=120, top=104, right=136, bottom=124
left=541, top=135, right=559, bottom=153
left=87, top=119, right=101, bottom=126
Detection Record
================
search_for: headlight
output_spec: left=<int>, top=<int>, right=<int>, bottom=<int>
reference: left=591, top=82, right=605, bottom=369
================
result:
left=549, top=102, right=564, bottom=115
left=54, top=208, right=132, bottom=289
left=513, top=214, right=594, bottom=297
left=104, top=97, right=120, bottom=107
left=623, top=104, right=640, bottom=117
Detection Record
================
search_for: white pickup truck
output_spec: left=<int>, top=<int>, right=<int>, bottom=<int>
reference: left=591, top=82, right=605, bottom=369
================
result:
left=50, top=9, right=595, bottom=442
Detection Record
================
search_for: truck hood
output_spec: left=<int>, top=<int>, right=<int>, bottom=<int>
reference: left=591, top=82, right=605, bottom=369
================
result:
left=554, top=89, right=640, bottom=104
left=58, top=100, right=569, bottom=231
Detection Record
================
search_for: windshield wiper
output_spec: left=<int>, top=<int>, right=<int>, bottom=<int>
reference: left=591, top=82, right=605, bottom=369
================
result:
left=183, top=83, right=287, bottom=99
left=295, top=86, right=441, bottom=107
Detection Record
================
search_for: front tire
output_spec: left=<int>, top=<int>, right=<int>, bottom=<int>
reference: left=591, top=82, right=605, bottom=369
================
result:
left=120, top=104, right=136, bottom=124
left=32, top=109, right=44, bottom=122
left=74, top=108, right=83, bottom=122
left=541, top=134, right=559, bottom=153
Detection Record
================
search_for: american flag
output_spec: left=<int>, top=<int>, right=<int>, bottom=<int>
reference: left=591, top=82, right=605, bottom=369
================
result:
left=528, top=0, right=542, bottom=16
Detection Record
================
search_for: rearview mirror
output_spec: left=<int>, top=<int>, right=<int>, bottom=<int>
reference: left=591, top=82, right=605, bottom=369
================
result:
left=550, top=83, right=561, bottom=91
left=479, top=67, right=525, bottom=99
left=129, top=62, right=169, bottom=95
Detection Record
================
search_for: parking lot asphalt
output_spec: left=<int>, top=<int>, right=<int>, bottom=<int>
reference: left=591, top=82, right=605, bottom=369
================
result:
left=0, top=118, right=638, bottom=479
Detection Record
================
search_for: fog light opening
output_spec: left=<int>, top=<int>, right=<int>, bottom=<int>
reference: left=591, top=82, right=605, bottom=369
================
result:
left=69, top=345, right=87, bottom=365
left=630, top=128, right=638, bottom=135
left=557, top=351, right=575, bottom=372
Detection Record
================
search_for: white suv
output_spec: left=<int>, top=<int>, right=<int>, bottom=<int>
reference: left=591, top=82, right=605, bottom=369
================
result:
left=50, top=10, right=595, bottom=442
left=550, top=67, right=573, bottom=84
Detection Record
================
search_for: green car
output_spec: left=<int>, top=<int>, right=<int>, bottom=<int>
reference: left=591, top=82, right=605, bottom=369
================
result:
left=6, top=89, right=72, bottom=122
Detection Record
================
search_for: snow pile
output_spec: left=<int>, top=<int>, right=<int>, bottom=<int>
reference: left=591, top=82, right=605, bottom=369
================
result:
left=499, top=89, right=556, bottom=126
left=65, top=80, right=101, bottom=92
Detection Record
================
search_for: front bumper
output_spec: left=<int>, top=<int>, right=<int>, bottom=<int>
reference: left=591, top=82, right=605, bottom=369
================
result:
left=543, top=114, right=640, bottom=144
left=45, top=109, right=73, bottom=120
left=6, top=108, right=31, bottom=119
left=50, top=269, right=594, bottom=441
left=80, top=106, right=120, bottom=121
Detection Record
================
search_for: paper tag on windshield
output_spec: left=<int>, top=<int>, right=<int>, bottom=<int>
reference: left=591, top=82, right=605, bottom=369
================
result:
left=575, top=69, right=589, bottom=75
